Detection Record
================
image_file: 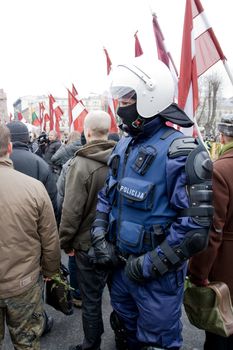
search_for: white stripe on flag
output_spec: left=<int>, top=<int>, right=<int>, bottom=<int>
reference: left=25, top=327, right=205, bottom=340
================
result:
left=193, top=11, right=211, bottom=39
left=53, top=102, right=59, bottom=109
left=72, top=102, right=85, bottom=120
left=184, top=83, right=194, bottom=121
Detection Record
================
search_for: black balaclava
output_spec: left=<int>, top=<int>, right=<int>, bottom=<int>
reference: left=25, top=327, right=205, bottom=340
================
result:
left=117, top=102, right=148, bottom=136
left=117, top=100, right=194, bottom=136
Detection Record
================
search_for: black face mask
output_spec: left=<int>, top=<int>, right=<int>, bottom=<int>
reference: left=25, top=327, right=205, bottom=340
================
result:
left=117, top=103, right=145, bottom=136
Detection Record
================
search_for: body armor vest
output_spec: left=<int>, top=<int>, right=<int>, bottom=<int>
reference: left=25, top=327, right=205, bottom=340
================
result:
left=107, top=125, right=183, bottom=255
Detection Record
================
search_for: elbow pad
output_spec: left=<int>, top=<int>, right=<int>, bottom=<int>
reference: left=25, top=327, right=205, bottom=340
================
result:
left=169, top=138, right=214, bottom=225
left=183, top=142, right=213, bottom=226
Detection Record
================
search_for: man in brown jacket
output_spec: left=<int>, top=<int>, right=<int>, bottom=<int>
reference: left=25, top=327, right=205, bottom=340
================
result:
left=59, top=110, right=116, bottom=350
left=189, top=115, right=233, bottom=350
left=0, top=125, right=61, bottom=350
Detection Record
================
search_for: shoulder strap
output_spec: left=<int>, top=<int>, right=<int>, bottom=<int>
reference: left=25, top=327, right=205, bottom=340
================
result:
left=160, top=128, right=177, bottom=140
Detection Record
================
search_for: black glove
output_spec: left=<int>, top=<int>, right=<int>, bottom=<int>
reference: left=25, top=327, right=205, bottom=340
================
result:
left=124, top=255, right=145, bottom=283
left=87, top=247, right=97, bottom=265
left=91, top=232, right=118, bottom=266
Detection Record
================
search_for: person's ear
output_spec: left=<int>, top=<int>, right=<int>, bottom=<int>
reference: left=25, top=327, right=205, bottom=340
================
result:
left=7, top=142, right=12, bottom=155
left=219, top=133, right=225, bottom=144
left=84, top=127, right=91, bottom=141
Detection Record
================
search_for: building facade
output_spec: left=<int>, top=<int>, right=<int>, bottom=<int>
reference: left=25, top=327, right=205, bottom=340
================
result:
left=13, top=93, right=105, bottom=132
left=0, top=89, right=8, bottom=124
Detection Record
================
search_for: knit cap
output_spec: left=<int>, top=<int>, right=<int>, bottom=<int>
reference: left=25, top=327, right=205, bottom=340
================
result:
left=6, top=121, right=29, bottom=143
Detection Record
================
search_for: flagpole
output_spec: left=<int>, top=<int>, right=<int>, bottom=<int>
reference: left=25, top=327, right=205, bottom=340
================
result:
left=223, top=60, right=233, bottom=88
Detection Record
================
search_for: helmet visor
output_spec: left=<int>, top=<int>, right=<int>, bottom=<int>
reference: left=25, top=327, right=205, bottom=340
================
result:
left=110, top=86, right=136, bottom=101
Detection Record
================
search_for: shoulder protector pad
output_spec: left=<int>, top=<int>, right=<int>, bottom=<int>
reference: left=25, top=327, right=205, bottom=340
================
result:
left=186, top=143, right=213, bottom=184
left=168, top=137, right=197, bottom=158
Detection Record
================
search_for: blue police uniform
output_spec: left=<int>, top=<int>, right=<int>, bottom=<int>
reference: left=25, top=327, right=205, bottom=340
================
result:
left=94, top=117, right=212, bottom=350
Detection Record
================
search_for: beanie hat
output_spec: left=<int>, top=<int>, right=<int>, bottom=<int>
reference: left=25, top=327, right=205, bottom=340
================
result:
left=6, top=121, right=30, bottom=143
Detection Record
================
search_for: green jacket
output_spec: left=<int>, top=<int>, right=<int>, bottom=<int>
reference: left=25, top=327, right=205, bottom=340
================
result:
left=59, top=139, right=115, bottom=252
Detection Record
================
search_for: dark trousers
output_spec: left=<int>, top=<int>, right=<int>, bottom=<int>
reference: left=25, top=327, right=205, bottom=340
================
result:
left=68, top=255, right=81, bottom=300
left=76, top=251, right=109, bottom=350
left=204, top=331, right=233, bottom=350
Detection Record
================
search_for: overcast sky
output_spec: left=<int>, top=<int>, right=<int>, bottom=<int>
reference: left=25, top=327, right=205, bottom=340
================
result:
left=1, top=0, right=233, bottom=112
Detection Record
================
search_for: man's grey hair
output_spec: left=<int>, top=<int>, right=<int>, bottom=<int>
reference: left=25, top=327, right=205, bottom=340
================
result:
left=84, top=110, right=111, bottom=137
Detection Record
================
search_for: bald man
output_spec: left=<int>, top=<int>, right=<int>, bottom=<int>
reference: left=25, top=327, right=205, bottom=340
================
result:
left=59, top=110, right=117, bottom=350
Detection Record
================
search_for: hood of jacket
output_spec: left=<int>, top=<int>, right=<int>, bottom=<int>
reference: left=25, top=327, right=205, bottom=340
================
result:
left=12, top=141, right=30, bottom=151
left=67, top=140, right=82, bottom=152
left=75, top=139, right=116, bottom=164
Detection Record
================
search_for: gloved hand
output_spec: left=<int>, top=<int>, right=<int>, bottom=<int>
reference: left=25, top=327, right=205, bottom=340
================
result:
left=124, top=255, right=145, bottom=283
left=91, top=232, right=118, bottom=266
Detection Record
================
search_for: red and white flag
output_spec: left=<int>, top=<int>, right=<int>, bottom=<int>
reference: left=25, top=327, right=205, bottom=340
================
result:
left=39, top=102, right=50, bottom=131
left=103, top=47, right=112, bottom=75
left=49, top=94, right=63, bottom=135
left=178, top=0, right=226, bottom=134
left=152, top=14, right=178, bottom=89
left=103, top=47, right=119, bottom=133
left=17, top=112, right=27, bottom=124
left=134, top=31, right=143, bottom=57
left=152, top=13, right=179, bottom=128
left=68, top=87, right=88, bottom=132
left=72, top=83, right=85, bottom=108
left=72, top=83, right=78, bottom=97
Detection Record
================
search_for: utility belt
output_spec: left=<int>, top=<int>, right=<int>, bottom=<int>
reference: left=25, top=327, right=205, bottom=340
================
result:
left=110, top=222, right=174, bottom=258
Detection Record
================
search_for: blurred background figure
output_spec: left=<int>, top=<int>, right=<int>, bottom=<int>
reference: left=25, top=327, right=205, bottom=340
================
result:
left=51, top=130, right=82, bottom=171
left=62, top=129, right=70, bottom=144
left=44, top=130, right=62, bottom=178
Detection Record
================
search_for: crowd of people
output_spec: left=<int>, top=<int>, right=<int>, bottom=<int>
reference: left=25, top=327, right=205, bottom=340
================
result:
left=1, top=57, right=233, bottom=350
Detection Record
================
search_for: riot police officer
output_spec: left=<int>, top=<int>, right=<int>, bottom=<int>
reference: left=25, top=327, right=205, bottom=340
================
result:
left=91, top=58, right=213, bottom=350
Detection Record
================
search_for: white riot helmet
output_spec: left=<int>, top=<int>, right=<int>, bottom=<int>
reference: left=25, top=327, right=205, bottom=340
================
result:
left=110, top=57, right=175, bottom=118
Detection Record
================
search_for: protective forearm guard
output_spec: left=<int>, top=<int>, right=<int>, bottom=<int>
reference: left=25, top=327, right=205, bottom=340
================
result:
left=150, top=228, right=209, bottom=277
left=149, top=138, right=214, bottom=277
left=91, top=211, right=109, bottom=235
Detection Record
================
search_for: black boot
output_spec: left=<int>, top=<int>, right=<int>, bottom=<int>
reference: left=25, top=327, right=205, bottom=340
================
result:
left=110, top=311, right=129, bottom=350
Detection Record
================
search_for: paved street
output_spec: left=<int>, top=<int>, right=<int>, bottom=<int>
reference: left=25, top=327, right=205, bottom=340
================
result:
left=2, top=287, right=204, bottom=350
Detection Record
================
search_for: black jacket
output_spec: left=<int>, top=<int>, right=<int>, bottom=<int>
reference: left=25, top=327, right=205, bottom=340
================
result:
left=44, top=140, right=61, bottom=165
left=10, top=141, right=58, bottom=218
